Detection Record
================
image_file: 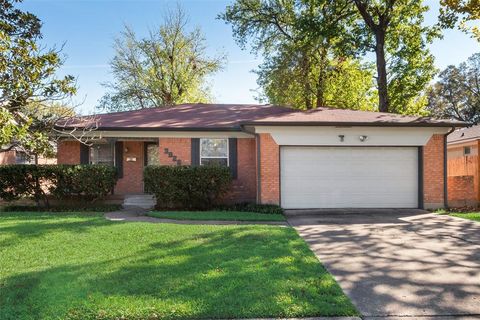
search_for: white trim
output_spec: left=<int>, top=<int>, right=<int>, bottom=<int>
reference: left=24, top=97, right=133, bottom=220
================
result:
left=253, top=126, right=450, bottom=146
left=58, top=130, right=254, bottom=139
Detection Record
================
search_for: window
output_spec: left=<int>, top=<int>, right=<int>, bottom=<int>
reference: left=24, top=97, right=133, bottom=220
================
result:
left=15, top=152, right=34, bottom=164
left=90, top=143, right=114, bottom=165
left=145, top=143, right=160, bottom=166
left=464, top=146, right=471, bottom=156
left=200, top=138, right=229, bottom=166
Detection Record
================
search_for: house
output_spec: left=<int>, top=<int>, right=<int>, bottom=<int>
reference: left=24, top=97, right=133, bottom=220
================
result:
left=0, top=147, right=56, bottom=165
left=447, top=126, right=480, bottom=207
left=55, top=103, right=464, bottom=209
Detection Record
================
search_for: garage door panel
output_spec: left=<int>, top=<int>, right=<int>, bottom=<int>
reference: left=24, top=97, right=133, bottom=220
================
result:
left=280, top=147, right=418, bottom=209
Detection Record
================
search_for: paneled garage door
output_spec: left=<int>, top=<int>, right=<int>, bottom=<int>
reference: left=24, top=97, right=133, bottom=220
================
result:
left=280, top=147, right=419, bottom=209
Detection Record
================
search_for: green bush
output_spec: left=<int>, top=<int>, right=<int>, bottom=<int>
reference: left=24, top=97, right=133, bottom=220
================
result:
left=52, top=165, right=118, bottom=201
left=0, top=164, right=118, bottom=207
left=216, top=202, right=284, bottom=215
left=144, top=165, right=232, bottom=209
left=0, top=204, right=121, bottom=212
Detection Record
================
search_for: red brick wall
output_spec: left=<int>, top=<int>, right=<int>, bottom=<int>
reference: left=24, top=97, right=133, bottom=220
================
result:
left=159, top=138, right=191, bottom=165
left=423, top=134, right=446, bottom=209
left=57, top=141, right=80, bottom=164
left=115, top=141, right=144, bottom=194
left=257, top=133, right=280, bottom=205
left=224, top=138, right=257, bottom=203
left=448, top=175, right=476, bottom=207
left=0, top=151, right=16, bottom=164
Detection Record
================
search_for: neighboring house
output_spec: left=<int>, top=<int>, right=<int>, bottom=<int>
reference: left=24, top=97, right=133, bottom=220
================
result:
left=447, top=126, right=480, bottom=207
left=0, top=148, right=56, bottom=165
left=55, top=103, right=464, bottom=209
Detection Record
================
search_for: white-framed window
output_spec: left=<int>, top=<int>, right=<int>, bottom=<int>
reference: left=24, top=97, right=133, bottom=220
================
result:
left=90, top=143, right=114, bottom=166
left=200, top=138, right=229, bottom=166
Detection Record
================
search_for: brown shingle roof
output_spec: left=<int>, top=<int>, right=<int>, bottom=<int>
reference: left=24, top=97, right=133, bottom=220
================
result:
left=58, top=103, right=465, bottom=130
left=448, top=125, right=480, bottom=143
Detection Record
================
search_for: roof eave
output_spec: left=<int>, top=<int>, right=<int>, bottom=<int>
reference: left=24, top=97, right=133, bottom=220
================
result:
left=241, top=121, right=467, bottom=128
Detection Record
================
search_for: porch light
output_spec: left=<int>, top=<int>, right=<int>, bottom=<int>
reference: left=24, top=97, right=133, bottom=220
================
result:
left=359, top=135, right=368, bottom=142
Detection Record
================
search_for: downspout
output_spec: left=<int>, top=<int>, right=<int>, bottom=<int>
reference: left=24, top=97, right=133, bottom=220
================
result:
left=444, top=127, right=456, bottom=209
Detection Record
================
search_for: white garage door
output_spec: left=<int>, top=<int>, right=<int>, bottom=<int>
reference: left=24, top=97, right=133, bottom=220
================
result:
left=280, top=147, right=418, bottom=209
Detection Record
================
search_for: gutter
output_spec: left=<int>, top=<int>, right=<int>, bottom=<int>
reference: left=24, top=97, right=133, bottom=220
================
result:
left=444, top=127, right=457, bottom=209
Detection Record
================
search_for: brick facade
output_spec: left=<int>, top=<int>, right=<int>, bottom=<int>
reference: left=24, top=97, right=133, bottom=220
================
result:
left=158, top=138, right=191, bottom=165
left=257, top=133, right=280, bottom=205
left=115, top=141, right=144, bottom=194
left=57, top=141, right=80, bottom=164
left=448, top=176, right=476, bottom=207
left=54, top=133, right=448, bottom=208
left=0, top=150, right=16, bottom=164
left=224, top=138, right=257, bottom=203
left=423, top=134, right=446, bottom=209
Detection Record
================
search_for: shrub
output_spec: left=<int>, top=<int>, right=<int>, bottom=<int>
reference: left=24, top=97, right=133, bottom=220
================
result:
left=0, top=164, right=118, bottom=207
left=144, top=165, right=232, bottom=209
left=216, top=202, right=284, bottom=215
left=52, top=165, right=118, bottom=201
left=0, top=204, right=121, bottom=212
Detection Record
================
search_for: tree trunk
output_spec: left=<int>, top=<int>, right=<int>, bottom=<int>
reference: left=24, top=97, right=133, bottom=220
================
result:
left=375, top=30, right=389, bottom=113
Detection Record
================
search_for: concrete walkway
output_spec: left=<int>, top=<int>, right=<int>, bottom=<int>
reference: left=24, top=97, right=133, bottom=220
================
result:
left=288, top=211, right=480, bottom=319
left=105, top=210, right=289, bottom=226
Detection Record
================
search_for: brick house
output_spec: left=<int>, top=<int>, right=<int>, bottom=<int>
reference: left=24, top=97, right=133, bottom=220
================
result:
left=447, top=126, right=480, bottom=207
left=0, top=148, right=56, bottom=165
left=56, top=104, right=464, bottom=209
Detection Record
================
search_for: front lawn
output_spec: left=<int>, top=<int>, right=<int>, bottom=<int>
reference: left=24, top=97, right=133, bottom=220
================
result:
left=147, top=210, right=286, bottom=221
left=437, top=210, right=480, bottom=222
left=0, top=212, right=357, bottom=320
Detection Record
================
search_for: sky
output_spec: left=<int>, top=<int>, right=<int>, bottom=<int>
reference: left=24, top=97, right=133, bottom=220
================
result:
left=19, top=0, right=480, bottom=115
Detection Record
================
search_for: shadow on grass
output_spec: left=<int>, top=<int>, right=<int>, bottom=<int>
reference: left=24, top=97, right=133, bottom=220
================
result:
left=0, top=214, right=357, bottom=320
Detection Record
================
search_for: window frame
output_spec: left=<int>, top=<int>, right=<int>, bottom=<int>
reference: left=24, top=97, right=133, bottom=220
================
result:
left=464, top=146, right=472, bottom=156
left=89, top=142, right=115, bottom=166
left=199, top=138, right=229, bottom=166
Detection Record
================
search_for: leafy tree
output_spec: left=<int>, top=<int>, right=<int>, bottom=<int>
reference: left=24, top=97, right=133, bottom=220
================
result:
left=0, top=0, right=77, bottom=155
left=351, top=0, right=439, bottom=114
left=427, top=53, right=480, bottom=123
left=98, top=6, right=225, bottom=112
left=439, top=0, right=480, bottom=41
left=221, top=0, right=376, bottom=110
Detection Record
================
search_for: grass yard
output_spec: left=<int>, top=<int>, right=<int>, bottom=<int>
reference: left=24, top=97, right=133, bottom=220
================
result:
left=147, top=210, right=286, bottom=221
left=442, top=211, right=480, bottom=222
left=0, top=212, right=357, bottom=320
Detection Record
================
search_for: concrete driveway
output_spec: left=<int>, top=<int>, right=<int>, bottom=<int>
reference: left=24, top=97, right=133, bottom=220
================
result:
left=287, top=210, right=480, bottom=319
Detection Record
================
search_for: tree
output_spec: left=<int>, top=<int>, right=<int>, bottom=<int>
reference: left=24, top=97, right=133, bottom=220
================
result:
left=427, top=53, right=480, bottom=124
left=0, top=0, right=78, bottom=156
left=439, top=0, right=480, bottom=41
left=98, top=6, right=225, bottom=112
left=351, top=0, right=439, bottom=113
left=221, top=0, right=376, bottom=110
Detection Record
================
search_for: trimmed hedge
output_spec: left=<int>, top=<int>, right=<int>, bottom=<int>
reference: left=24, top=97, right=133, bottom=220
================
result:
left=216, top=202, right=284, bottom=215
left=0, top=164, right=118, bottom=207
left=144, top=165, right=232, bottom=209
left=0, top=204, right=122, bottom=212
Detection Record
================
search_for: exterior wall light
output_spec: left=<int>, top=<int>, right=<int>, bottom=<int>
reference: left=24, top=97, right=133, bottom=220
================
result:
left=338, top=135, right=345, bottom=142
left=359, top=135, right=368, bottom=142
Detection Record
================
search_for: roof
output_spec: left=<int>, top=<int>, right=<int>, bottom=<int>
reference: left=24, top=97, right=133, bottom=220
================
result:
left=57, top=103, right=466, bottom=131
left=448, top=125, right=480, bottom=144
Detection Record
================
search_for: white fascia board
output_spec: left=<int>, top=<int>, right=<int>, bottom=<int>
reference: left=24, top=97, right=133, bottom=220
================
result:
left=58, top=130, right=254, bottom=139
left=253, top=126, right=451, bottom=146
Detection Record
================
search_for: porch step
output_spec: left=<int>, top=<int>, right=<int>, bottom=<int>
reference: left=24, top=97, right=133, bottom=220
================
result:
left=122, top=194, right=156, bottom=210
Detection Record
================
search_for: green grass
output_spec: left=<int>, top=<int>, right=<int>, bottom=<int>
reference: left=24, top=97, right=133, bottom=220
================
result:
left=0, top=212, right=357, bottom=320
left=147, top=210, right=286, bottom=221
left=437, top=210, right=480, bottom=222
